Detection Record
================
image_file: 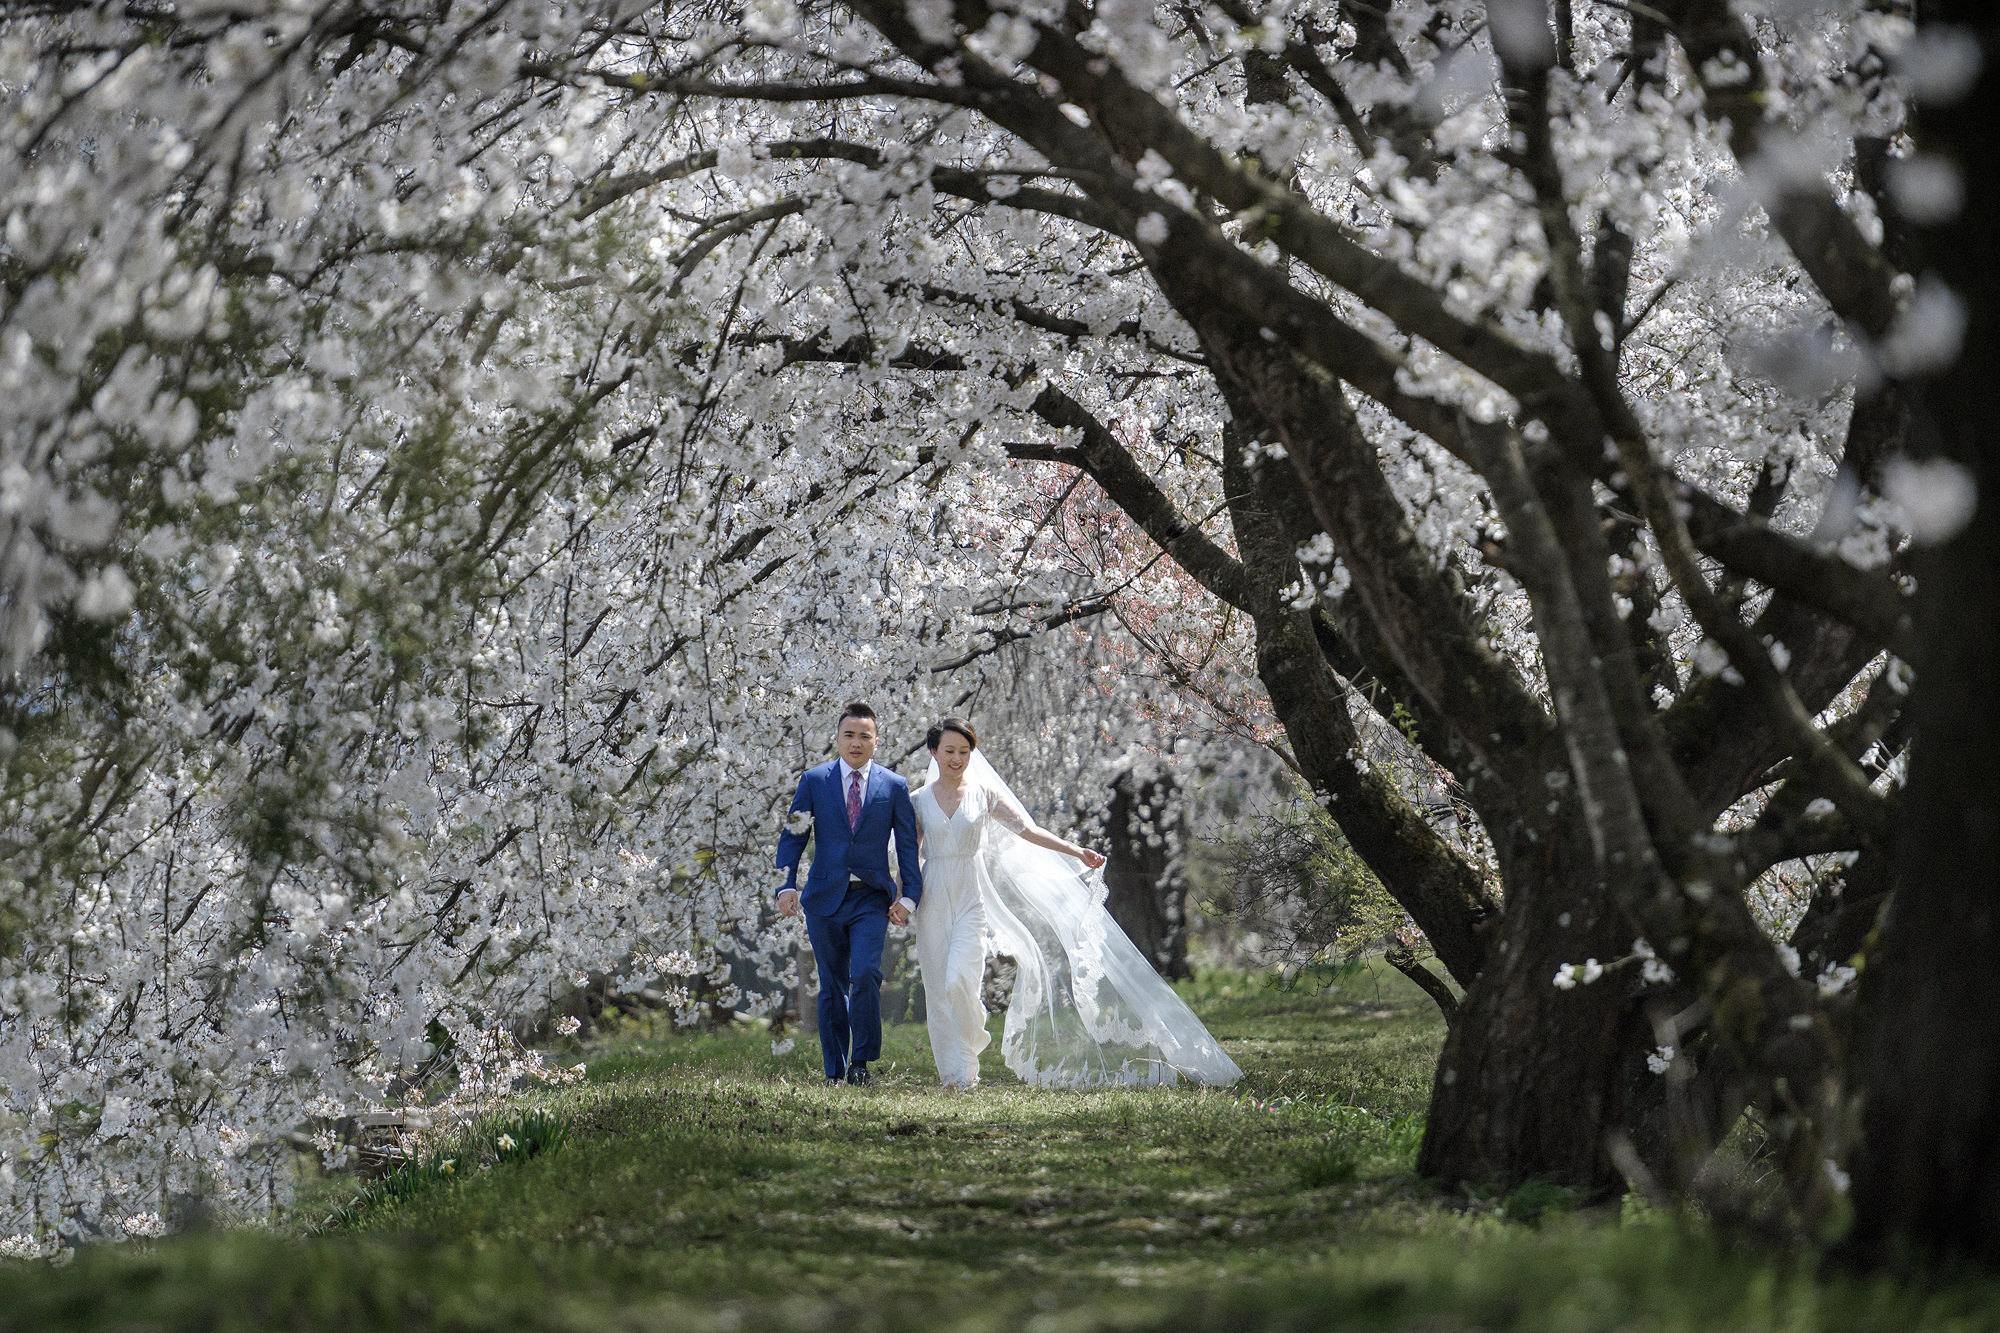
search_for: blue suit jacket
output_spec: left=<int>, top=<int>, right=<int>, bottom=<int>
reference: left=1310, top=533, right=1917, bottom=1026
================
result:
left=775, top=760, right=924, bottom=916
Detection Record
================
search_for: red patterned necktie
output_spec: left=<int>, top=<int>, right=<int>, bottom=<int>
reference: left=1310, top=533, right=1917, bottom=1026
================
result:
left=847, top=769, right=863, bottom=832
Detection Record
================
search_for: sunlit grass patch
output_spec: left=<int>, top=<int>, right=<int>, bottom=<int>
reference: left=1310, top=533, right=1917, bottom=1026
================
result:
left=34, top=962, right=1988, bottom=1330
left=312, top=959, right=1453, bottom=1294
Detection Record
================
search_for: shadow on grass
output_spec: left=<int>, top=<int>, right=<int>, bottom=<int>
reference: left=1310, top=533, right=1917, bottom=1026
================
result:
left=7, top=1220, right=1998, bottom=1333
left=5, top=962, right=1986, bottom=1331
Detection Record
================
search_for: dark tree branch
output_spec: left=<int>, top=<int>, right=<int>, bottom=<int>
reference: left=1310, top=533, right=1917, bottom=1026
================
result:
left=1504, top=49, right=1891, bottom=848
left=1223, top=426, right=1497, bottom=988
left=1682, top=488, right=1915, bottom=661
left=962, top=0, right=1584, bottom=418
left=907, top=280, right=1206, bottom=367
left=1159, top=271, right=1558, bottom=790
left=752, top=325, right=1254, bottom=611
left=930, top=596, right=1113, bottom=672
left=1387, top=945, right=1460, bottom=1024
left=1019, top=383, right=1259, bottom=611
left=581, top=136, right=880, bottom=217
left=1787, top=844, right=1892, bottom=978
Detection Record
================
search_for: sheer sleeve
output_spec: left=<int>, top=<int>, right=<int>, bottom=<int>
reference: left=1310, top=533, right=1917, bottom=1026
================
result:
left=982, top=780, right=1037, bottom=837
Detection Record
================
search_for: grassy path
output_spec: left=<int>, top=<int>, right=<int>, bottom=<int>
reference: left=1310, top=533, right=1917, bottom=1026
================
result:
left=5, top=965, right=1999, bottom=1330
left=326, top=964, right=1449, bottom=1297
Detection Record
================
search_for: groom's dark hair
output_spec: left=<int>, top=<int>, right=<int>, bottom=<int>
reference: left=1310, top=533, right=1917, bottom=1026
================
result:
left=838, top=701, right=877, bottom=728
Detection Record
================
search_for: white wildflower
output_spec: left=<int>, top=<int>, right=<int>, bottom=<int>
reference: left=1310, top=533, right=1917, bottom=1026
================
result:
left=1881, top=454, right=1977, bottom=545
left=1887, top=155, right=1964, bottom=225
left=1134, top=150, right=1174, bottom=194
left=1633, top=939, right=1675, bottom=985
left=97, top=1095, right=134, bottom=1139
left=906, top=0, right=956, bottom=44
left=76, top=566, right=136, bottom=621
left=120, top=1212, right=168, bottom=1238
left=1877, top=280, right=1968, bottom=378
left=1295, top=533, right=1336, bottom=567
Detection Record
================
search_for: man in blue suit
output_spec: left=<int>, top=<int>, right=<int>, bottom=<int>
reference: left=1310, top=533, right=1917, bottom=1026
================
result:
left=775, top=702, right=923, bottom=1086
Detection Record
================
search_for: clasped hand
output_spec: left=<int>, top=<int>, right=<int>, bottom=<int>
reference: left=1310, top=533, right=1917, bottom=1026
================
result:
left=776, top=888, right=911, bottom=927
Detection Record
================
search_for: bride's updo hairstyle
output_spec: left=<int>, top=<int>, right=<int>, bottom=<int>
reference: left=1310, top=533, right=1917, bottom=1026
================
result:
left=925, top=717, right=978, bottom=752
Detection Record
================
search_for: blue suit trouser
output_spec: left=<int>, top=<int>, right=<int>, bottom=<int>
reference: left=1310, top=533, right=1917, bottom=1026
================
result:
left=804, top=882, right=890, bottom=1079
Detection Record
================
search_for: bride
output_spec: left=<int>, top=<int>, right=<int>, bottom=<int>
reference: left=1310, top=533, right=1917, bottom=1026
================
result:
left=912, top=717, right=1242, bottom=1090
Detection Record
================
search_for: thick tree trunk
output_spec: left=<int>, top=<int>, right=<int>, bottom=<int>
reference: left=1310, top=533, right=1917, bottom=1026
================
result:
left=1100, top=769, right=1191, bottom=981
left=1210, top=376, right=1695, bottom=1191
left=1417, top=817, right=1730, bottom=1192
left=1839, top=7, right=2000, bottom=1270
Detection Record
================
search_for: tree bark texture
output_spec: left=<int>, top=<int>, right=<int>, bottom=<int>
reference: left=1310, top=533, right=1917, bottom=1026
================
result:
left=1100, top=768, right=1192, bottom=982
left=1417, top=816, right=1732, bottom=1192
left=1840, top=6, right=2000, bottom=1271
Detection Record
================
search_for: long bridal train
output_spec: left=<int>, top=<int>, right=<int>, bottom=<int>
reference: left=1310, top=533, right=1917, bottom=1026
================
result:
left=915, top=750, right=1241, bottom=1090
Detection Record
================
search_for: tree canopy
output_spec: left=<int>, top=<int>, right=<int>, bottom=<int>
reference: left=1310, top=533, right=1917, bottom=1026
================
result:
left=1, top=0, right=1985, bottom=1264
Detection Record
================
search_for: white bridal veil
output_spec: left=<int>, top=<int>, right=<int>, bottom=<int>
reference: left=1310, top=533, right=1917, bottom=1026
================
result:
left=925, top=749, right=1242, bottom=1088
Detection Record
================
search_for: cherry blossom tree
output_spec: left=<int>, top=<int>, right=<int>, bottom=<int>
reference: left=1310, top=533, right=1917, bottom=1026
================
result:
left=524, top=0, right=1931, bottom=1216
left=0, top=0, right=1972, bottom=1250
left=0, top=0, right=1175, bottom=1244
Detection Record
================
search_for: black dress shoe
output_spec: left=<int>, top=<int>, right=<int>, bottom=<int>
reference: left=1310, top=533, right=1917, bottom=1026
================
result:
left=845, top=1062, right=871, bottom=1087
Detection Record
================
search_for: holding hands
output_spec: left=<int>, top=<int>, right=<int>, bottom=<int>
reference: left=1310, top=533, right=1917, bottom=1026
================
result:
left=776, top=886, right=913, bottom=926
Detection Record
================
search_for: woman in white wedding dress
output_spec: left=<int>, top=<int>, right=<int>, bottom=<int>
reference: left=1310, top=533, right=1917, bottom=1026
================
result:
left=912, top=717, right=1242, bottom=1090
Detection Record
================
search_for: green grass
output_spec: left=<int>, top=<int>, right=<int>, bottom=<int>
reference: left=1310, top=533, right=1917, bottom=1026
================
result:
left=4, top=962, right=1999, bottom=1331
left=317, top=960, right=1451, bottom=1290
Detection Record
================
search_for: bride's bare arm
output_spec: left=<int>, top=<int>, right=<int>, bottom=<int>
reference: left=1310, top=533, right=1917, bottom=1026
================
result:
left=1019, top=825, right=1107, bottom=868
left=988, top=785, right=1107, bottom=868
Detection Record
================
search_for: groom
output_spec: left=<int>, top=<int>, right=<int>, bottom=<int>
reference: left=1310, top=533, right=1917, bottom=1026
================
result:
left=774, top=702, right=922, bottom=1086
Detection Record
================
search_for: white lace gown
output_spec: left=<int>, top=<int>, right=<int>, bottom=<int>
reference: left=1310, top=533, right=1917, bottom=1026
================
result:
left=913, top=770, right=1242, bottom=1090
left=913, top=780, right=1014, bottom=1088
